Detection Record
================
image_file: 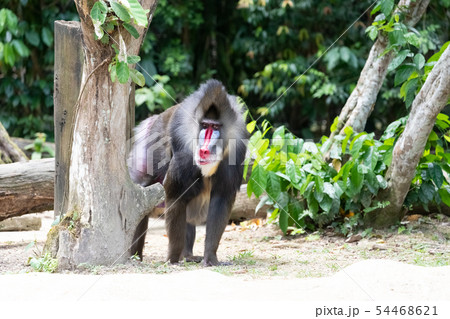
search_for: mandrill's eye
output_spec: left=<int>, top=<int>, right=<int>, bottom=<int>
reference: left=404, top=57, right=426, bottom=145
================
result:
left=212, top=124, right=220, bottom=130
left=202, top=123, right=208, bottom=129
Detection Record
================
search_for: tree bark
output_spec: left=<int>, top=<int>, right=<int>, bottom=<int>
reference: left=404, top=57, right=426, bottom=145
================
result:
left=0, top=159, right=54, bottom=221
left=329, top=0, right=430, bottom=139
left=0, top=122, right=28, bottom=164
left=50, top=1, right=165, bottom=269
left=53, top=20, right=84, bottom=219
left=365, top=45, right=450, bottom=228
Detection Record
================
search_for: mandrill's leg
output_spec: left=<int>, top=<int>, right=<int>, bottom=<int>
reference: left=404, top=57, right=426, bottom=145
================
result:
left=204, top=194, right=234, bottom=266
left=165, top=200, right=187, bottom=264
left=182, top=223, right=203, bottom=263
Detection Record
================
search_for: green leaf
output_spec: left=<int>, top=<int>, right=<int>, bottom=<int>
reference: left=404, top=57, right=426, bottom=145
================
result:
left=394, top=65, right=415, bottom=86
left=90, top=1, right=108, bottom=24
left=3, top=43, right=15, bottom=66
left=370, top=4, right=381, bottom=16
left=11, top=40, right=30, bottom=57
left=342, top=126, right=353, bottom=154
left=319, top=195, right=333, bottom=213
left=418, top=181, right=435, bottom=204
left=110, top=1, right=131, bottom=23
left=248, top=165, right=267, bottom=197
left=404, top=32, right=420, bottom=48
left=413, top=53, right=425, bottom=70
left=266, top=171, right=281, bottom=201
left=330, top=116, right=339, bottom=133
left=272, top=126, right=285, bottom=151
left=41, top=27, right=53, bottom=47
left=25, top=30, right=40, bottom=47
left=129, top=68, right=145, bottom=87
left=388, top=49, right=409, bottom=72
left=110, top=63, right=117, bottom=82
left=376, top=175, right=387, bottom=189
left=428, top=163, right=444, bottom=189
left=323, top=182, right=337, bottom=200
left=438, top=188, right=450, bottom=206
left=401, top=77, right=419, bottom=108
left=247, top=120, right=256, bottom=134
left=286, top=159, right=301, bottom=184
left=128, top=0, right=149, bottom=27
left=365, top=171, right=379, bottom=195
left=116, top=61, right=130, bottom=83
left=349, top=132, right=366, bottom=158
left=1, top=9, right=18, bottom=31
left=288, top=199, right=303, bottom=227
left=127, top=55, right=141, bottom=64
left=277, top=193, right=289, bottom=234
left=388, top=30, right=406, bottom=46
left=380, top=0, right=394, bottom=17
left=349, top=164, right=364, bottom=196
left=123, top=22, right=140, bottom=39
left=314, top=175, right=324, bottom=202
left=365, top=25, right=378, bottom=41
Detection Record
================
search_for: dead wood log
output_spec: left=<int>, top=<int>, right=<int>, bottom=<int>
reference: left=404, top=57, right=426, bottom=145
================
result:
left=0, top=158, right=54, bottom=221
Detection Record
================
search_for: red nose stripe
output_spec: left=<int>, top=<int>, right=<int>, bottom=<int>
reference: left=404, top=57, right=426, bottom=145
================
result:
left=200, top=127, right=213, bottom=159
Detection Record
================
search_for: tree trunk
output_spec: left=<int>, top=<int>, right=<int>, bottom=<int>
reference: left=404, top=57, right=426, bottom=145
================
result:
left=365, top=45, right=450, bottom=228
left=0, top=159, right=54, bottom=221
left=53, top=20, right=84, bottom=219
left=329, top=0, right=430, bottom=139
left=50, top=1, right=164, bottom=269
left=0, top=122, right=28, bottom=164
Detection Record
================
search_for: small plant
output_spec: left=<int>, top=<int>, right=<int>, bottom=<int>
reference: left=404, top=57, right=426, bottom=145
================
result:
left=130, top=252, right=141, bottom=261
left=231, top=250, right=256, bottom=265
left=28, top=253, right=58, bottom=273
left=24, top=132, right=54, bottom=159
left=26, top=241, right=58, bottom=273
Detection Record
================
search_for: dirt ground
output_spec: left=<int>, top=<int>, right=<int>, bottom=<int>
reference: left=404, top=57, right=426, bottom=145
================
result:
left=0, top=211, right=449, bottom=277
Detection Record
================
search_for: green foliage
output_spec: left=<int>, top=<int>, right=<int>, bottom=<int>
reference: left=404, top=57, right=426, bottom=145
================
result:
left=24, top=132, right=55, bottom=159
left=135, top=74, right=176, bottom=112
left=3, top=1, right=449, bottom=138
left=29, top=253, right=58, bottom=273
left=368, top=2, right=448, bottom=109
left=26, top=240, right=58, bottom=273
left=404, top=113, right=450, bottom=211
left=0, top=1, right=78, bottom=139
left=89, top=0, right=149, bottom=86
left=247, top=111, right=450, bottom=235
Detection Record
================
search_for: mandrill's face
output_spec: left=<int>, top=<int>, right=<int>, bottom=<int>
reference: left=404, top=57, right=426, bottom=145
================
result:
left=194, top=119, right=224, bottom=177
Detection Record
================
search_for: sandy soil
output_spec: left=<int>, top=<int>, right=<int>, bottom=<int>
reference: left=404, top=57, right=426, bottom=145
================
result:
left=0, top=211, right=449, bottom=279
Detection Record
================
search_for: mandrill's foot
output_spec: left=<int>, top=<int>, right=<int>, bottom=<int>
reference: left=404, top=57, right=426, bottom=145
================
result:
left=203, top=257, right=232, bottom=267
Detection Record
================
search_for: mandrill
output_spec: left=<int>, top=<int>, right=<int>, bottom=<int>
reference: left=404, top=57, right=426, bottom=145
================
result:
left=128, top=79, right=248, bottom=266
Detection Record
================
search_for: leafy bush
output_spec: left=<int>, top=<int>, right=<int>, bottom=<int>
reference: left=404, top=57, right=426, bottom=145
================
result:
left=246, top=113, right=450, bottom=235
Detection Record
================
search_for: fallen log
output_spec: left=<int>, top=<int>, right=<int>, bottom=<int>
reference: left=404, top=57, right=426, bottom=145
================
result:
left=0, top=158, right=54, bottom=221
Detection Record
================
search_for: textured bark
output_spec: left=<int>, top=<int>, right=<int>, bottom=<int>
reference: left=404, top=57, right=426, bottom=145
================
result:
left=53, top=21, right=84, bottom=218
left=0, top=159, right=54, bottom=221
left=51, top=1, right=164, bottom=269
left=366, top=45, right=450, bottom=228
left=0, top=122, right=28, bottom=164
left=330, top=0, right=430, bottom=139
